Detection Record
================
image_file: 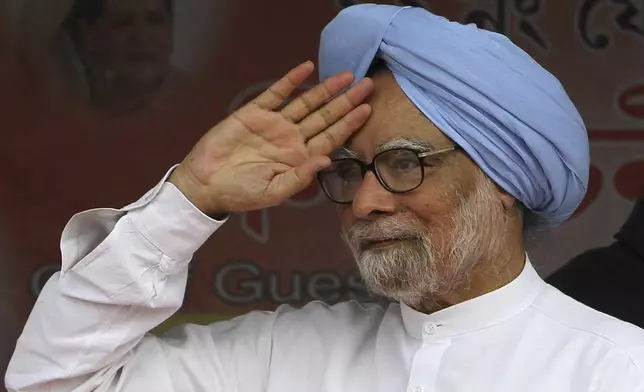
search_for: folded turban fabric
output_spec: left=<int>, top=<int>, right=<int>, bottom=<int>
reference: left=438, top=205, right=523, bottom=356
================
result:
left=318, top=4, right=589, bottom=229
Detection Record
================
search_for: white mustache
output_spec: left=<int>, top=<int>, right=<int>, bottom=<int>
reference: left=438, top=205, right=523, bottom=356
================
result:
left=346, top=216, right=428, bottom=245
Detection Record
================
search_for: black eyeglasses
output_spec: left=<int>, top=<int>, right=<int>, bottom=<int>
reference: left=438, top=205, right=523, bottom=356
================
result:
left=317, top=146, right=459, bottom=204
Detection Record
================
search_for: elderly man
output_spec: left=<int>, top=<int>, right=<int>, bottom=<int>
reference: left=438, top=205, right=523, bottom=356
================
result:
left=6, top=4, right=644, bottom=392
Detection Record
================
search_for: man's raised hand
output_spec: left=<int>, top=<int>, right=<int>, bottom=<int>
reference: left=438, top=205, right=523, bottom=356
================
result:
left=169, top=61, right=373, bottom=215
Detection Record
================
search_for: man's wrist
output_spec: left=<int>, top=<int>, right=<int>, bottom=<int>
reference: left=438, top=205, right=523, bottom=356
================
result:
left=167, top=165, right=226, bottom=217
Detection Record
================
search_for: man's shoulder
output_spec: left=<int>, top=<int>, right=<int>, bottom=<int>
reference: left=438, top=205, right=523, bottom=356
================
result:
left=534, top=285, right=644, bottom=354
left=276, top=300, right=390, bottom=323
left=271, top=300, right=394, bottom=336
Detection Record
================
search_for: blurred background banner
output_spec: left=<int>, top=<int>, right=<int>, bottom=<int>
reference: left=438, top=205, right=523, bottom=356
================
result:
left=0, top=0, right=642, bottom=384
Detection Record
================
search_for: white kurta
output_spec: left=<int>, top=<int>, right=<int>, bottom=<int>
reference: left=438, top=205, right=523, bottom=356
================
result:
left=6, top=169, right=644, bottom=392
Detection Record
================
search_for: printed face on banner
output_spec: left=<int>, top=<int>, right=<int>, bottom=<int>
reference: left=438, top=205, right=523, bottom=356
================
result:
left=11, top=0, right=226, bottom=115
left=73, top=0, right=174, bottom=86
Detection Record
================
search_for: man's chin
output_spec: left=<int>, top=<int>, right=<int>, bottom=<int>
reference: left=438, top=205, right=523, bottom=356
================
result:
left=356, top=261, right=412, bottom=297
left=361, top=279, right=419, bottom=304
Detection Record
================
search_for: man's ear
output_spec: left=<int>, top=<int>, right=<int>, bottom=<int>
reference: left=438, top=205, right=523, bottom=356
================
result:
left=494, top=183, right=517, bottom=212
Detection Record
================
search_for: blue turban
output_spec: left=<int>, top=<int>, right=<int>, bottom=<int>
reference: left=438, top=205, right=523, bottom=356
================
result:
left=319, top=4, right=589, bottom=228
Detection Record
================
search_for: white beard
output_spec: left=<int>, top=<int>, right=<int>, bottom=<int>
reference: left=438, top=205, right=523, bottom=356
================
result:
left=342, top=173, right=508, bottom=307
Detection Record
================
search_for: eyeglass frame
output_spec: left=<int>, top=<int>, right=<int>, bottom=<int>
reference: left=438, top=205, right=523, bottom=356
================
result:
left=317, top=145, right=461, bottom=204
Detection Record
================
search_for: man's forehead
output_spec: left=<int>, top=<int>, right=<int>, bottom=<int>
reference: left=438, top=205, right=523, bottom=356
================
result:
left=342, top=107, right=452, bottom=158
left=344, top=71, right=452, bottom=157
left=339, top=136, right=446, bottom=159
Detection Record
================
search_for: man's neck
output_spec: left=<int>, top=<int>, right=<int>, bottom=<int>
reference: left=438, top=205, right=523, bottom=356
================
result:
left=411, top=247, right=527, bottom=314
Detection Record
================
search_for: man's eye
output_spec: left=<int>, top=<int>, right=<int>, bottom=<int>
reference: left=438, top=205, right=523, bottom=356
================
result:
left=334, top=162, right=361, bottom=180
left=390, top=157, right=420, bottom=172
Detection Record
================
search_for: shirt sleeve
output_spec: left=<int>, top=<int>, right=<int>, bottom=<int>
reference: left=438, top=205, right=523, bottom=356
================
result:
left=4, top=167, right=277, bottom=392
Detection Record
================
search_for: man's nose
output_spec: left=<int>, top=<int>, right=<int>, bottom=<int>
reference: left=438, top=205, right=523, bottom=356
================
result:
left=352, top=172, right=397, bottom=220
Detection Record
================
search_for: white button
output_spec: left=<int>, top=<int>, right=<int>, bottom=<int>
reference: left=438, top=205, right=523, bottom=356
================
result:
left=414, top=386, right=425, bottom=392
left=424, top=322, right=438, bottom=334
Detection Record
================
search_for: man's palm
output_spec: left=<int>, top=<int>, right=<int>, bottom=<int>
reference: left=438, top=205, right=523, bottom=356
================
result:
left=170, top=62, right=373, bottom=214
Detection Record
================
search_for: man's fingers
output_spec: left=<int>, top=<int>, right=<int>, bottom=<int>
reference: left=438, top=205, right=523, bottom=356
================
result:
left=268, top=156, right=331, bottom=200
left=298, top=78, right=374, bottom=141
left=307, top=104, right=372, bottom=157
left=280, top=71, right=355, bottom=123
left=253, top=61, right=315, bottom=110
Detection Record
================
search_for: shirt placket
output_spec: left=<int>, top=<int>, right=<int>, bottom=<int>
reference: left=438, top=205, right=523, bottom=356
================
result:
left=406, top=322, right=450, bottom=392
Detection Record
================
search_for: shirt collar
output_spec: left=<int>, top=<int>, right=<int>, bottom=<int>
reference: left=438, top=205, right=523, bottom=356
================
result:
left=400, top=255, right=546, bottom=340
left=615, top=199, right=644, bottom=259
